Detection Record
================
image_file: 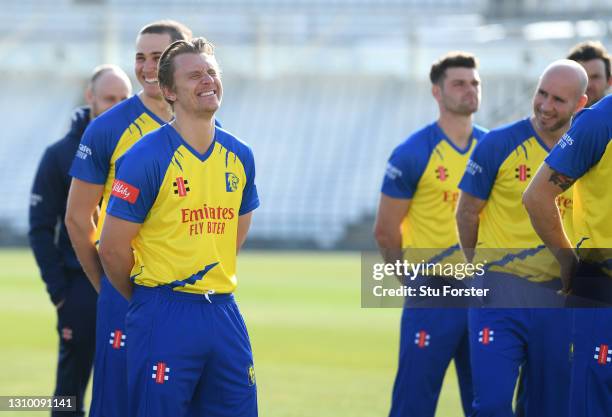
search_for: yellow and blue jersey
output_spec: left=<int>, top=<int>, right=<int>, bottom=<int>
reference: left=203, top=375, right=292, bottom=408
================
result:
left=69, top=95, right=165, bottom=242
left=69, top=95, right=221, bottom=243
left=382, top=122, right=487, bottom=253
left=106, top=124, right=259, bottom=294
left=459, top=118, right=574, bottom=281
left=546, top=96, right=612, bottom=272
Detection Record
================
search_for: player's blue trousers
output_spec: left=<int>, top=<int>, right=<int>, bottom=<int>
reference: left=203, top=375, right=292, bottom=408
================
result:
left=389, top=308, right=473, bottom=417
left=567, top=259, right=612, bottom=417
left=89, top=275, right=128, bottom=417
left=53, top=269, right=97, bottom=417
left=568, top=308, right=612, bottom=416
left=468, top=308, right=571, bottom=417
left=126, top=285, right=257, bottom=417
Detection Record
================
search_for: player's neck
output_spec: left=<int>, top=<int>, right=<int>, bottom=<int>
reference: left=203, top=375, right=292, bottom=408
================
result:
left=437, top=114, right=473, bottom=149
left=172, top=112, right=215, bottom=155
left=138, top=91, right=173, bottom=123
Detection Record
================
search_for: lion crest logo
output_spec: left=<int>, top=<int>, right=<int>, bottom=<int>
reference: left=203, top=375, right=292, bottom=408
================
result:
left=225, top=172, right=240, bottom=192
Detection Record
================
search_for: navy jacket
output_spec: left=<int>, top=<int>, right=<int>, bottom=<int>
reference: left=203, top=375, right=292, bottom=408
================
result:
left=29, top=107, right=90, bottom=304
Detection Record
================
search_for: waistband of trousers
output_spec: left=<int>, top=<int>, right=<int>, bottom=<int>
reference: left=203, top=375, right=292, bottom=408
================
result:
left=133, top=284, right=234, bottom=304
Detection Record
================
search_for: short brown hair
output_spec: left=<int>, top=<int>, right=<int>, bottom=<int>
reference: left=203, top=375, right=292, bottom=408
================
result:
left=139, top=20, right=192, bottom=43
left=158, top=37, right=216, bottom=105
left=567, top=40, right=611, bottom=79
left=429, top=52, right=478, bottom=85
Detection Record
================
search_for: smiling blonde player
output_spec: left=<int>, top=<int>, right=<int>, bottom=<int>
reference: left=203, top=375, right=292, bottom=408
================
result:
left=100, top=38, right=259, bottom=417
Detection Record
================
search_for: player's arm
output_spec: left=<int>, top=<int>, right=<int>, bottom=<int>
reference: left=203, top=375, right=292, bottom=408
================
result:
left=237, top=212, right=253, bottom=253
left=374, top=195, right=410, bottom=264
left=456, top=191, right=486, bottom=263
left=523, top=163, right=577, bottom=293
left=98, top=215, right=141, bottom=301
left=65, top=178, right=104, bottom=292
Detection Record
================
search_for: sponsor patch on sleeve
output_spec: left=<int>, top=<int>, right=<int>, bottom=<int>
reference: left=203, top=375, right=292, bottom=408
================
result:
left=111, top=179, right=139, bottom=204
left=385, top=162, right=403, bottom=180
left=465, top=159, right=483, bottom=176
left=75, top=144, right=92, bottom=160
left=558, top=133, right=574, bottom=149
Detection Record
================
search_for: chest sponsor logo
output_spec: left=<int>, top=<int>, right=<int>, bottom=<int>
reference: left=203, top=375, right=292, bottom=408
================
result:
left=173, top=177, right=190, bottom=197
left=226, top=172, right=240, bottom=192
left=555, top=195, right=573, bottom=219
left=515, top=164, right=531, bottom=182
left=111, top=180, right=139, bottom=204
left=181, top=204, right=235, bottom=237
left=436, top=166, right=449, bottom=181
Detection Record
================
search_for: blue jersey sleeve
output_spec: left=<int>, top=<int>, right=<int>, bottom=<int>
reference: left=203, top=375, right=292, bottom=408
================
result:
left=239, top=146, right=260, bottom=215
left=381, top=139, right=430, bottom=199
left=458, top=131, right=504, bottom=200
left=546, top=109, right=610, bottom=179
left=106, top=151, right=162, bottom=223
left=68, top=118, right=114, bottom=184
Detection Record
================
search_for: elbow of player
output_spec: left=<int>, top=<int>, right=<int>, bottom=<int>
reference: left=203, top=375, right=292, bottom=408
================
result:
left=455, top=208, right=468, bottom=228
left=98, top=239, right=115, bottom=272
left=64, top=209, right=80, bottom=240
left=374, top=224, right=392, bottom=249
left=522, top=189, right=538, bottom=215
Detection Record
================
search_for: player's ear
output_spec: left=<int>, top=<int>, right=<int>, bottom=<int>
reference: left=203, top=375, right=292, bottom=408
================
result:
left=577, top=94, right=588, bottom=112
left=431, top=83, right=441, bottom=101
left=161, top=85, right=176, bottom=103
left=84, top=86, right=94, bottom=106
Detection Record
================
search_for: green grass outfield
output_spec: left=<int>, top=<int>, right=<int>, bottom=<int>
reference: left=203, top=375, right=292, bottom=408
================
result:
left=0, top=249, right=464, bottom=416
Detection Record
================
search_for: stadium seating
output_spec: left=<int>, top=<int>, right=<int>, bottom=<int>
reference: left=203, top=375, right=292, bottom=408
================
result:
left=2, top=0, right=603, bottom=248
left=0, top=75, right=82, bottom=236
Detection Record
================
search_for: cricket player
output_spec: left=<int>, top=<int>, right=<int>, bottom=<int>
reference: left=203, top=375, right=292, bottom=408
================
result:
left=99, top=37, right=259, bottom=417
left=374, top=52, right=486, bottom=417
left=65, top=20, right=192, bottom=417
left=456, top=60, right=588, bottom=416
left=29, top=65, right=131, bottom=417
left=524, top=95, right=612, bottom=417
left=568, top=40, right=612, bottom=108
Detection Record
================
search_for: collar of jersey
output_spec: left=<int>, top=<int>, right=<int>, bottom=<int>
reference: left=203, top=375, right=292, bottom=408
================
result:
left=433, top=122, right=474, bottom=155
left=166, top=123, right=217, bottom=162
left=524, top=117, right=552, bottom=152
left=134, top=94, right=167, bottom=126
